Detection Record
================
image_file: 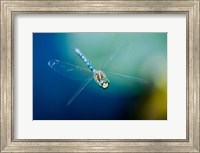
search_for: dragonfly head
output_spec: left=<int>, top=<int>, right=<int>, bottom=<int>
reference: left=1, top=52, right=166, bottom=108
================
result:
left=99, top=78, right=110, bottom=89
left=94, top=70, right=110, bottom=89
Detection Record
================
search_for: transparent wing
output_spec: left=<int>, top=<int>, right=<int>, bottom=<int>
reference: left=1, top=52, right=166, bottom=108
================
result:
left=106, top=71, right=148, bottom=84
left=100, top=37, right=129, bottom=70
left=48, top=59, right=92, bottom=80
left=66, top=76, right=93, bottom=107
left=100, top=36, right=148, bottom=85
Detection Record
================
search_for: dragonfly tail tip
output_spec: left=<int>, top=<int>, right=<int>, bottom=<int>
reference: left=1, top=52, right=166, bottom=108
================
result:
left=74, top=47, right=80, bottom=53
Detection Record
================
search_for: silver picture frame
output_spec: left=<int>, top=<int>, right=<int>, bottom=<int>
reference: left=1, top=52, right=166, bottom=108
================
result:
left=1, top=0, right=199, bottom=152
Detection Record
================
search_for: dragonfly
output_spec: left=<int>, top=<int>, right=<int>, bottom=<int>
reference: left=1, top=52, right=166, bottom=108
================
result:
left=48, top=45, right=148, bottom=107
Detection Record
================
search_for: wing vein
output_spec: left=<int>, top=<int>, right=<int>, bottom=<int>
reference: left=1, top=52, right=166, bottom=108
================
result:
left=66, top=75, right=93, bottom=107
left=108, top=71, right=148, bottom=84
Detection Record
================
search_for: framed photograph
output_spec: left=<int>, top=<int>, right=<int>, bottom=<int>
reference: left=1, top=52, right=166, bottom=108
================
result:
left=1, top=0, right=199, bottom=152
left=33, top=32, right=167, bottom=120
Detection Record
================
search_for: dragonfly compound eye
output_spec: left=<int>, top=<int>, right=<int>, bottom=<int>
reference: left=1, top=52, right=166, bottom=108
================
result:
left=100, top=79, right=110, bottom=89
left=102, top=81, right=109, bottom=89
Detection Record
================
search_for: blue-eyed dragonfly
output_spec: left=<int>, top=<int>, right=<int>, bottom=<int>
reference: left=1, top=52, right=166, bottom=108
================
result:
left=48, top=47, right=148, bottom=107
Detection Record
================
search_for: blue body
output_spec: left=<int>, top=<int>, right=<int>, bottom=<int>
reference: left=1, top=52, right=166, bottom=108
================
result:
left=74, top=48, right=96, bottom=72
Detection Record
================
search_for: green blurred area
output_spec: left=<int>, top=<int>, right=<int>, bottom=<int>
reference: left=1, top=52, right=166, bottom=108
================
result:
left=62, top=33, right=167, bottom=120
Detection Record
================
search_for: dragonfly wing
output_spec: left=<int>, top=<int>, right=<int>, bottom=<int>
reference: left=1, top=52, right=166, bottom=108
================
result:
left=66, top=75, right=93, bottom=107
left=100, top=37, right=129, bottom=70
left=107, top=71, right=149, bottom=84
left=48, top=59, right=92, bottom=80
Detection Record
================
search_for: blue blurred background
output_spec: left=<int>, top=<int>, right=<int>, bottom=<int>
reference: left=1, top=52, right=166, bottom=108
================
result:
left=33, top=33, right=167, bottom=120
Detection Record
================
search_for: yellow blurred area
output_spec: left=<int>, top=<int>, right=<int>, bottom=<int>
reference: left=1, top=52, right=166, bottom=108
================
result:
left=138, top=78, right=167, bottom=120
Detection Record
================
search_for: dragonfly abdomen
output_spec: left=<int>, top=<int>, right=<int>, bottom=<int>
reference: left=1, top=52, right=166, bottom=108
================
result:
left=74, top=48, right=95, bottom=72
left=75, top=48, right=110, bottom=89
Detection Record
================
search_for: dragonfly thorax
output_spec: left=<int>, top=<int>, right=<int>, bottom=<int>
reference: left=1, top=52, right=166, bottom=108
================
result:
left=93, top=70, right=110, bottom=89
